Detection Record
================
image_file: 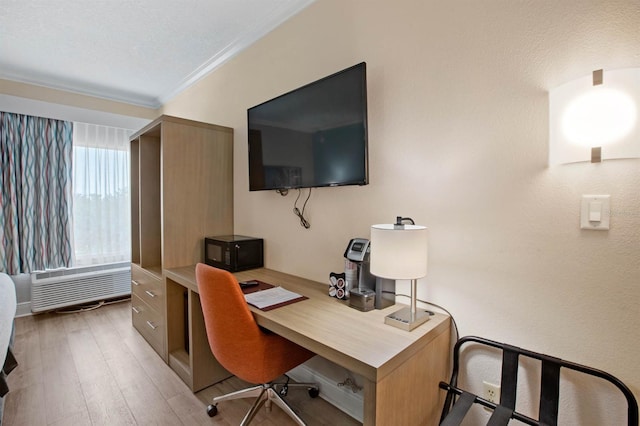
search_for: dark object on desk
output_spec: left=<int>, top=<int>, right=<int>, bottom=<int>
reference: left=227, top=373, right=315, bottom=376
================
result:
left=204, top=235, right=263, bottom=272
left=241, top=280, right=274, bottom=294
left=239, top=280, right=259, bottom=288
left=195, top=263, right=319, bottom=424
left=439, top=336, right=639, bottom=426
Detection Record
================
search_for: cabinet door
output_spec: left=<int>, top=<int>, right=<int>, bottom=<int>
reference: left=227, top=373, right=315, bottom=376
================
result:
left=131, top=266, right=164, bottom=313
left=131, top=294, right=165, bottom=356
left=161, top=122, right=233, bottom=268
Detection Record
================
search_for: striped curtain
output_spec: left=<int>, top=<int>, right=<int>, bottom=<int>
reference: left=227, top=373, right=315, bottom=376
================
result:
left=0, top=111, right=73, bottom=274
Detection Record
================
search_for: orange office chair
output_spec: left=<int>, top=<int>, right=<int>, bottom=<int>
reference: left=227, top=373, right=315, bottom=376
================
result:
left=195, top=263, right=319, bottom=425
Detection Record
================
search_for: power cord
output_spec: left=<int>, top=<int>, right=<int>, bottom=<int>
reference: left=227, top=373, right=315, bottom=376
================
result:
left=293, top=188, right=312, bottom=229
left=54, top=296, right=131, bottom=314
left=394, top=293, right=459, bottom=342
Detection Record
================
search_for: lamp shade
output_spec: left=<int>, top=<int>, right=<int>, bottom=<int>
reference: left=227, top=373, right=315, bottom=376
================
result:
left=370, top=224, right=428, bottom=280
left=549, top=67, right=640, bottom=165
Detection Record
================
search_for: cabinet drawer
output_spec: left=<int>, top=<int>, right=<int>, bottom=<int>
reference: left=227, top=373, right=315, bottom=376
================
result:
left=131, top=266, right=164, bottom=312
left=131, top=294, right=165, bottom=356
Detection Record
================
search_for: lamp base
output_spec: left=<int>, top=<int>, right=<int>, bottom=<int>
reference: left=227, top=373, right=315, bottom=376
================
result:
left=384, top=307, right=430, bottom=331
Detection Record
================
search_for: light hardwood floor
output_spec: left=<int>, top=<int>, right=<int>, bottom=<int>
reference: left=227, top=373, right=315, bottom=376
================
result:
left=4, top=300, right=360, bottom=426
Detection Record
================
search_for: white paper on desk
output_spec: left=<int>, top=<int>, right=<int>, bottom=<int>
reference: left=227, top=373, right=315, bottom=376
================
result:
left=244, top=286, right=301, bottom=309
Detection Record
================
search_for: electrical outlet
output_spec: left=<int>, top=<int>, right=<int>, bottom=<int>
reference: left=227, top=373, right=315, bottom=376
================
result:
left=483, top=381, right=500, bottom=404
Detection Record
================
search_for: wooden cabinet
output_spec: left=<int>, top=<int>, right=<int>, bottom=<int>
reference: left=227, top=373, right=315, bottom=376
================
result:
left=130, top=115, right=233, bottom=362
left=131, top=266, right=165, bottom=356
left=131, top=264, right=164, bottom=312
left=165, top=270, right=232, bottom=391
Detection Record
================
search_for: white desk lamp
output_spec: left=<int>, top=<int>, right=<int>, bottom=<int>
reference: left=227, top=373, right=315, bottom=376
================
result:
left=370, top=217, right=429, bottom=331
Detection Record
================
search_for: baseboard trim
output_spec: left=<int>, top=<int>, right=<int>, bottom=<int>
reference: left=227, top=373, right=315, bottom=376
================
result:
left=288, top=363, right=363, bottom=423
left=15, top=302, right=32, bottom=318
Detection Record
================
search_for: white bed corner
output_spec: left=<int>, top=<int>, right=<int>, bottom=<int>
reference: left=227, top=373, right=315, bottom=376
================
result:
left=0, top=272, right=17, bottom=424
left=0, top=273, right=16, bottom=365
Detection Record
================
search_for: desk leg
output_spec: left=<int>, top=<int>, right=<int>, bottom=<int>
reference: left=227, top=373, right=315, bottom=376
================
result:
left=189, top=291, right=232, bottom=391
left=165, top=278, right=231, bottom=392
left=363, top=325, right=450, bottom=426
left=363, top=379, right=377, bottom=425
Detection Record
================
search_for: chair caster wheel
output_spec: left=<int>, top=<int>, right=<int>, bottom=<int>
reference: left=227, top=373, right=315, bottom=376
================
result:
left=280, top=385, right=289, bottom=396
left=207, top=404, right=218, bottom=417
left=308, top=388, right=319, bottom=398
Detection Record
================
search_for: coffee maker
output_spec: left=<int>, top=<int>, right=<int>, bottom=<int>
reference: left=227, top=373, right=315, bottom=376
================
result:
left=344, top=238, right=395, bottom=311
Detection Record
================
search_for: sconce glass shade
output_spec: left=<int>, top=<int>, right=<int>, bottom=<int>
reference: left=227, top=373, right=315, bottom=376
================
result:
left=549, top=68, right=640, bottom=165
left=370, top=224, right=428, bottom=280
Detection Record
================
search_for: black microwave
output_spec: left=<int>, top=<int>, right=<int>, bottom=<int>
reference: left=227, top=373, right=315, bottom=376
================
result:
left=204, top=235, right=264, bottom=272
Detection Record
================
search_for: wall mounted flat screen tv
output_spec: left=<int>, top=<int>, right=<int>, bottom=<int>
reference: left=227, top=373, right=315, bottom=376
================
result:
left=248, top=62, right=368, bottom=191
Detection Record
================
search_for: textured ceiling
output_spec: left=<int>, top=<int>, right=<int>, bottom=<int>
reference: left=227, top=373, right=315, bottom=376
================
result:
left=0, top=0, right=314, bottom=108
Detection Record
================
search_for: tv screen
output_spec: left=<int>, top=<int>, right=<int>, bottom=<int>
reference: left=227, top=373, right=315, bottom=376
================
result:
left=248, top=62, right=368, bottom=191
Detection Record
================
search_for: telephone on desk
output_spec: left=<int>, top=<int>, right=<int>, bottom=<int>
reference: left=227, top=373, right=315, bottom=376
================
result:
left=239, top=280, right=259, bottom=288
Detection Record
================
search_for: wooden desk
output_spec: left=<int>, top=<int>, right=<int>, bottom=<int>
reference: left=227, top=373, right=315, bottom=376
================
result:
left=164, top=266, right=450, bottom=425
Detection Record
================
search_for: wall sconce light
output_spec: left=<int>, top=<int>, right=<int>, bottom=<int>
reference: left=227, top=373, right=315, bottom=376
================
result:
left=549, top=68, right=640, bottom=165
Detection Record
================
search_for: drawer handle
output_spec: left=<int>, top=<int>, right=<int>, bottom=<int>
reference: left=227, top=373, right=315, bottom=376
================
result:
left=132, top=280, right=140, bottom=286
left=132, top=306, right=140, bottom=314
left=146, top=321, right=158, bottom=330
left=145, top=290, right=156, bottom=298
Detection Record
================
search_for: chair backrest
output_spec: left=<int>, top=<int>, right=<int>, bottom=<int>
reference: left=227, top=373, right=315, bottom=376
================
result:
left=439, top=336, right=639, bottom=426
left=195, top=263, right=269, bottom=383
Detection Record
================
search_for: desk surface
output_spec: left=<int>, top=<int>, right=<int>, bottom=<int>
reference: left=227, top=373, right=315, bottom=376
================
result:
left=164, top=266, right=450, bottom=385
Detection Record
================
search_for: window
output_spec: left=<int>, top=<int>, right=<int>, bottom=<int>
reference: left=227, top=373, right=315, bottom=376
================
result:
left=72, top=123, right=132, bottom=266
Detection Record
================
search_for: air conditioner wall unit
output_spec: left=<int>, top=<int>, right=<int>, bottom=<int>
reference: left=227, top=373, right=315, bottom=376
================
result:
left=31, top=262, right=131, bottom=313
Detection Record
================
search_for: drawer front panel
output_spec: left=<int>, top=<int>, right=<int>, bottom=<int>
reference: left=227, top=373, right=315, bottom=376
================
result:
left=131, top=266, right=164, bottom=312
left=131, top=294, right=165, bottom=355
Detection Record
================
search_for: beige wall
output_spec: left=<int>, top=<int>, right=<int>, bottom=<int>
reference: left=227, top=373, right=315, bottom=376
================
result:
left=0, top=78, right=157, bottom=123
left=163, top=0, right=640, bottom=421
left=1, top=0, right=637, bottom=420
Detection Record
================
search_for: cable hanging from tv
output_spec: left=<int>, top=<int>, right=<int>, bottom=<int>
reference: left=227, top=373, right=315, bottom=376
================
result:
left=293, top=188, right=312, bottom=229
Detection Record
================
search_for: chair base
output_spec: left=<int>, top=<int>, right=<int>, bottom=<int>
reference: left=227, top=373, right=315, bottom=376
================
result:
left=208, top=379, right=319, bottom=425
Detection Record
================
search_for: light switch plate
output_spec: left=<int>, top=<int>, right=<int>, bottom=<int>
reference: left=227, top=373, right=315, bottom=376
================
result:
left=580, top=195, right=610, bottom=230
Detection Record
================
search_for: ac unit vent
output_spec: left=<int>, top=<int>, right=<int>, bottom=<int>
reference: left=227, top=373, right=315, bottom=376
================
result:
left=31, top=262, right=131, bottom=313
